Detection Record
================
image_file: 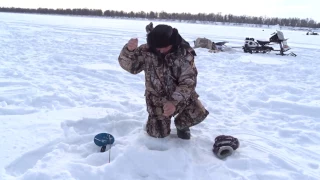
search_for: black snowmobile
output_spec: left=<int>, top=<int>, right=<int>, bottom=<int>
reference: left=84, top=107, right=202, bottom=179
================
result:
left=306, top=31, right=319, bottom=35
left=243, top=37, right=274, bottom=53
left=243, top=30, right=297, bottom=56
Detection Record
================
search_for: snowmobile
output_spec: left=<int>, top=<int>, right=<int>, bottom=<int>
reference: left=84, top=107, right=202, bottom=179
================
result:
left=243, top=30, right=297, bottom=57
left=243, top=37, right=274, bottom=53
left=306, top=31, right=319, bottom=35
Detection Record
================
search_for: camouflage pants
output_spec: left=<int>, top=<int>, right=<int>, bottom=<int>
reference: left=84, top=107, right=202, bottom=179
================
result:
left=145, top=95, right=209, bottom=138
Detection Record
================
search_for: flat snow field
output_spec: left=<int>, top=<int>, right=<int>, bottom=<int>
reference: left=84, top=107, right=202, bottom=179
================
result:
left=0, top=13, right=320, bottom=180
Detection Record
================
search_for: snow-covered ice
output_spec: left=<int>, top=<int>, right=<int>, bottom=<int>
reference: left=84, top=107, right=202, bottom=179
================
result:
left=1, top=13, right=320, bottom=180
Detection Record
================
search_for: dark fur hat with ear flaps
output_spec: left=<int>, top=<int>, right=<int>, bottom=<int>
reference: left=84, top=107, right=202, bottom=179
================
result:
left=147, top=24, right=182, bottom=49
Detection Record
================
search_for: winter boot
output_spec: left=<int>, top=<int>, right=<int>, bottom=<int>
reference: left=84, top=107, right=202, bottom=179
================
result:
left=177, top=127, right=191, bottom=140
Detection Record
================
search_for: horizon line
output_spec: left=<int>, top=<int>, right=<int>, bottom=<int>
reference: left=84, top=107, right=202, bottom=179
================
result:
left=0, top=6, right=318, bottom=23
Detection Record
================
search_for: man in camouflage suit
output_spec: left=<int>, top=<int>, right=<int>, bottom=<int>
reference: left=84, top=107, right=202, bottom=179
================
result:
left=118, top=24, right=209, bottom=139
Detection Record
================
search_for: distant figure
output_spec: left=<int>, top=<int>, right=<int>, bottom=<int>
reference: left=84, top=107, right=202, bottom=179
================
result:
left=118, top=24, right=209, bottom=140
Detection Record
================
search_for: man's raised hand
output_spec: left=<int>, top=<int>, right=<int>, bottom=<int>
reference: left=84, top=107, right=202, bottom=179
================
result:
left=127, top=38, right=138, bottom=51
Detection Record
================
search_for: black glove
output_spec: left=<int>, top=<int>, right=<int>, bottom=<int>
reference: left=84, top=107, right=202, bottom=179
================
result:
left=213, top=135, right=239, bottom=159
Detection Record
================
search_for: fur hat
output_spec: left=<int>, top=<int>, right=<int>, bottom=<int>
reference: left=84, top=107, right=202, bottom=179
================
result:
left=213, top=135, right=240, bottom=159
left=147, top=24, right=182, bottom=48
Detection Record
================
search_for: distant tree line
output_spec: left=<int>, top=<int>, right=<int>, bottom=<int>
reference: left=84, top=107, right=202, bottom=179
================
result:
left=1, top=7, right=319, bottom=28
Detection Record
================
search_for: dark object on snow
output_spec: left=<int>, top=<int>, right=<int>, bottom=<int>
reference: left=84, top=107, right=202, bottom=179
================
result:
left=177, top=127, right=191, bottom=139
left=243, top=30, right=297, bottom=57
left=306, top=31, right=318, bottom=35
left=213, top=135, right=239, bottom=159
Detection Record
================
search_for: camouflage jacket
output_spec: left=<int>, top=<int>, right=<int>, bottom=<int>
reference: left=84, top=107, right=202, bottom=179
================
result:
left=118, top=43, right=199, bottom=111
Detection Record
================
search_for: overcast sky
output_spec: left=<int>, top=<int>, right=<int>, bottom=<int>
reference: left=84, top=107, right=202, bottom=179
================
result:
left=1, top=0, right=318, bottom=21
